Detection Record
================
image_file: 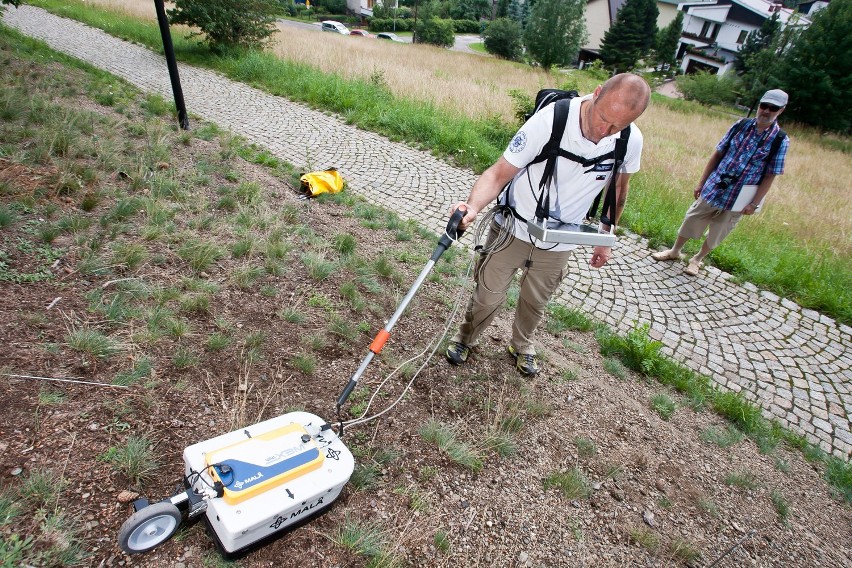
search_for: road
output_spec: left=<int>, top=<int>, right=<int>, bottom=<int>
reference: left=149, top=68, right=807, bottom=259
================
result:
left=276, top=18, right=484, bottom=54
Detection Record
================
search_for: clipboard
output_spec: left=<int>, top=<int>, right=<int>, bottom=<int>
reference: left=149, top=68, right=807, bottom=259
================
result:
left=731, top=185, right=764, bottom=213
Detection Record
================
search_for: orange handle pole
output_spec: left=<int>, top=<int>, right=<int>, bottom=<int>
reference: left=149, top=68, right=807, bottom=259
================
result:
left=369, top=329, right=391, bottom=354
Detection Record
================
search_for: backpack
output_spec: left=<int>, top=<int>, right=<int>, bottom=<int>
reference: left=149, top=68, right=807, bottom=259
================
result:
left=502, top=89, right=631, bottom=229
left=723, top=119, right=787, bottom=180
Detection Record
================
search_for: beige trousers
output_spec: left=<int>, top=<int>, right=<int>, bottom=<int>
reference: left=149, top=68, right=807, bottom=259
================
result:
left=452, top=224, right=574, bottom=355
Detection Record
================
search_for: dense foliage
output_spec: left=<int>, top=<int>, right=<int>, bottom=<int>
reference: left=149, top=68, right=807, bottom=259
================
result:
left=654, top=11, right=683, bottom=70
left=523, top=0, right=587, bottom=70
left=415, top=17, right=455, bottom=47
left=167, top=0, right=279, bottom=50
left=598, top=0, right=658, bottom=71
left=675, top=71, right=740, bottom=106
left=482, top=17, right=523, bottom=61
left=775, top=0, right=852, bottom=134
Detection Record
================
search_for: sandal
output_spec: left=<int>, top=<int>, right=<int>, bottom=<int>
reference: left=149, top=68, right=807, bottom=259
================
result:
left=684, top=259, right=703, bottom=276
left=651, top=249, right=684, bottom=261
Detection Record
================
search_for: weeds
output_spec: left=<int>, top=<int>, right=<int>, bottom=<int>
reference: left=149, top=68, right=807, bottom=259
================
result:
left=649, top=393, right=676, bottom=420
left=419, top=419, right=482, bottom=471
left=65, top=326, right=122, bottom=359
left=543, top=468, right=591, bottom=500
left=628, top=525, right=660, bottom=553
left=333, top=517, right=396, bottom=566
left=669, top=538, right=701, bottom=564
left=574, top=437, right=597, bottom=459
left=603, top=356, right=628, bottom=379
left=292, top=353, right=316, bottom=374
left=434, top=530, right=451, bottom=553
left=546, top=304, right=595, bottom=333
left=350, top=463, right=381, bottom=491
left=770, top=489, right=790, bottom=524
left=725, top=470, right=760, bottom=490
left=99, top=435, right=158, bottom=486
left=700, top=425, right=744, bottom=448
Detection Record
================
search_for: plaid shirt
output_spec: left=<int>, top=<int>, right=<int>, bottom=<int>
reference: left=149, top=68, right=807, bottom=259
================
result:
left=700, top=119, right=789, bottom=210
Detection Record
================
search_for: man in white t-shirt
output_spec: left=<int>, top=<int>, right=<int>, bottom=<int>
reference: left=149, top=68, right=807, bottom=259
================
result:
left=446, top=73, right=651, bottom=375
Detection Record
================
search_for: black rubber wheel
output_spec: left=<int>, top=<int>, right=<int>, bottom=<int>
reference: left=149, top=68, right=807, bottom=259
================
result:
left=117, top=501, right=182, bottom=554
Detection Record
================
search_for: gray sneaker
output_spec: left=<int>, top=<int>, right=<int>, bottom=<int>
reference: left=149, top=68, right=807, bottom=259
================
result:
left=507, top=345, right=540, bottom=376
left=445, top=341, right=471, bottom=365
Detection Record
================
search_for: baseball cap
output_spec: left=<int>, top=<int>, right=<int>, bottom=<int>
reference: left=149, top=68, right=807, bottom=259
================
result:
left=760, top=89, right=788, bottom=107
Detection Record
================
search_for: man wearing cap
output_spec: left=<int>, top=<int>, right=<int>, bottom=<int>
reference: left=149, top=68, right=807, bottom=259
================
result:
left=650, top=89, right=790, bottom=276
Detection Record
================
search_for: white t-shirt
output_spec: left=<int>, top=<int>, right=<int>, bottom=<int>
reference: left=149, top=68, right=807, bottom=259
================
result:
left=499, top=94, right=644, bottom=251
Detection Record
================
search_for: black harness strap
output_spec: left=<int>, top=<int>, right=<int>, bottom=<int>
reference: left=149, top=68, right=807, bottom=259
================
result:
left=499, top=97, right=631, bottom=232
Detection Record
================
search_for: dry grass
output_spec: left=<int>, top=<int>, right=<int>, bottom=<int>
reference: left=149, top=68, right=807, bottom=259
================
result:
left=79, top=0, right=852, bottom=254
left=638, top=108, right=851, bottom=255
left=271, top=24, right=572, bottom=123
left=86, top=0, right=161, bottom=20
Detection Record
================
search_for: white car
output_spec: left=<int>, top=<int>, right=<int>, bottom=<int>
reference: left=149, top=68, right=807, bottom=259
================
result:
left=321, top=20, right=350, bottom=35
left=376, top=32, right=405, bottom=43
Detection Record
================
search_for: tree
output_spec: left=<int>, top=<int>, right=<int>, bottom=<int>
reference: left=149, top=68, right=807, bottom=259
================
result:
left=776, top=0, right=852, bottom=133
left=507, top=0, right=529, bottom=27
left=736, top=13, right=802, bottom=111
left=449, top=0, right=491, bottom=20
left=483, top=17, right=523, bottom=60
left=598, top=0, right=659, bottom=72
left=1, top=0, right=22, bottom=6
left=654, top=11, right=683, bottom=71
left=523, top=0, right=587, bottom=70
left=734, top=13, right=781, bottom=75
left=167, top=0, right=279, bottom=51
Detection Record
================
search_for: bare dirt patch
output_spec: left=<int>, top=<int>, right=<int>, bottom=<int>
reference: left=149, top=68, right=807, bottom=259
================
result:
left=0, top=29, right=850, bottom=568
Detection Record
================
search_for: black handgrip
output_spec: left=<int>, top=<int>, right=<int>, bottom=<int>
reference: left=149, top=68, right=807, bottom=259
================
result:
left=336, top=379, right=356, bottom=410
left=446, top=207, right=466, bottom=241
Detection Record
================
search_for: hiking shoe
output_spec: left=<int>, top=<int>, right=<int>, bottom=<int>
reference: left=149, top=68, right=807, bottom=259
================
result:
left=651, top=249, right=684, bottom=262
left=507, top=345, right=540, bottom=376
left=446, top=341, right=471, bottom=365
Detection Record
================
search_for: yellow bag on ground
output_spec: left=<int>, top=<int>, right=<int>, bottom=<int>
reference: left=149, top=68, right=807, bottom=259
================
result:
left=299, top=168, right=345, bottom=197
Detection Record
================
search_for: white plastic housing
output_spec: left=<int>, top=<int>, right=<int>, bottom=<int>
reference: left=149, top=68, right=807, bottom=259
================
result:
left=183, top=412, right=354, bottom=553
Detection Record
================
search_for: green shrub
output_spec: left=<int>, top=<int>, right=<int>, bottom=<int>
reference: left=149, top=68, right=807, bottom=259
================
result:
left=167, top=0, right=280, bottom=50
left=415, top=18, right=455, bottom=48
left=482, top=18, right=523, bottom=61
left=676, top=71, right=740, bottom=106
left=452, top=19, right=480, bottom=33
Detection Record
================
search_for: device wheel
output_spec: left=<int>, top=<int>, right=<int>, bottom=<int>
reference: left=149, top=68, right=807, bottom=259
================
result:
left=117, top=501, right=182, bottom=554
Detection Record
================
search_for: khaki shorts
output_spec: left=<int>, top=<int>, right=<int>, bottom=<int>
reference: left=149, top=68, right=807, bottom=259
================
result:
left=678, top=198, right=743, bottom=250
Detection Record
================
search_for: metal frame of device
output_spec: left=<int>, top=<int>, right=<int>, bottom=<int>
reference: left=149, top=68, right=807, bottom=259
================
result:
left=526, top=218, right=617, bottom=247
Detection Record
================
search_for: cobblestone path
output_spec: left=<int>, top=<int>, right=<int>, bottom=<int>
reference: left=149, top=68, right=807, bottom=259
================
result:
left=4, top=6, right=850, bottom=460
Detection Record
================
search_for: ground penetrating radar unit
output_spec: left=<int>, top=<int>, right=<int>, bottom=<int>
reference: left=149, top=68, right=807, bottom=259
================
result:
left=118, top=412, right=353, bottom=555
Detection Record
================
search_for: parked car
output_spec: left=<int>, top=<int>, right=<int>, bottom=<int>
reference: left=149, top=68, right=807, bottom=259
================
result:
left=321, top=20, right=350, bottom=35
left=376, top=32, right=405, bottom=43
left=350, top=29, right=375, bottom=38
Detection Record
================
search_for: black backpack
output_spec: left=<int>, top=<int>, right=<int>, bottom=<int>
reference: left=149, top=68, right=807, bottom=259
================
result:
left=502, top=89, right=631, bottom=228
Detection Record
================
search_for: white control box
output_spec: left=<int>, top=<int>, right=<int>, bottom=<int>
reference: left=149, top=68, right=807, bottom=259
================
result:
left=527, top=218, right=617, bottom=247
left=183, top=412, right=354, bottom=553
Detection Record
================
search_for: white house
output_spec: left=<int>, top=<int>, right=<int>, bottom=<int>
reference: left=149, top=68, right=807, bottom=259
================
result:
left=581, top=0, right=684, bottom=64
left=676, top=0, right=811, bottom=75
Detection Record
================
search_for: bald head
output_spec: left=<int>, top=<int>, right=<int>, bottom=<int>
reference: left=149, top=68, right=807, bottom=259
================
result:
left=597, top=73, right=651, bottom=117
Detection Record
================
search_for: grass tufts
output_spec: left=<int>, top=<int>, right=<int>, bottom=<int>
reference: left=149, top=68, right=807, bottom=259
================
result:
left=543, top=468, right=591, bottom=500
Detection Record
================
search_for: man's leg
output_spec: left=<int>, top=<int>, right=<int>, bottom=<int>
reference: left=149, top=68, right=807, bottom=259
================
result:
left=451, top=227, right=525, bottom=349
left=653, top=199, right=714, bottom=264
left=510, top=247, right=573, bottom=355
left=685, top=211, right=743, bottom=275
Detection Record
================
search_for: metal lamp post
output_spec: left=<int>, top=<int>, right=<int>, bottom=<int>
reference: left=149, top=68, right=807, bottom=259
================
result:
left=153, top=0, right=189, bottom=130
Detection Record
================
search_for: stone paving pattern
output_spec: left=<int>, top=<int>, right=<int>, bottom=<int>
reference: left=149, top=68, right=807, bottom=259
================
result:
left=4, top=6, right=850, bottom=460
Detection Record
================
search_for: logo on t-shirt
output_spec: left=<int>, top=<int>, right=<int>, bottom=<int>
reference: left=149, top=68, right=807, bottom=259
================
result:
left=508, top=131, right=527, bottom=153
